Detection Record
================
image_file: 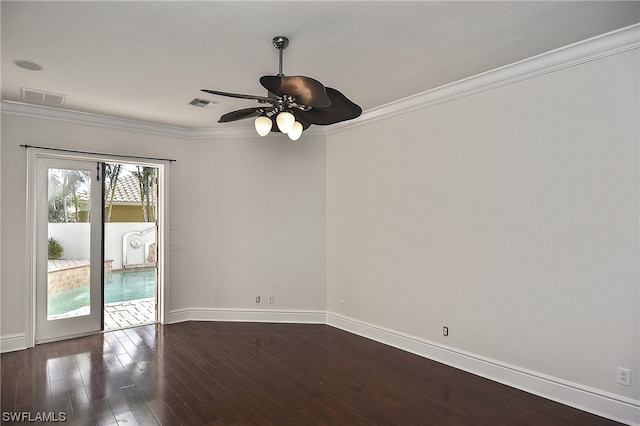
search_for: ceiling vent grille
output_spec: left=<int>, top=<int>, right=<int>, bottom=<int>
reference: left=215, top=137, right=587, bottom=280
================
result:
left=189, top=98, right=216, bottom=108
left=21, top=88, right=66, bottom=107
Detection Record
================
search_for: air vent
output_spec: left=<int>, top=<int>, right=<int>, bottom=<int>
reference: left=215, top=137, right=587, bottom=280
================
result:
left=21, top=88, right=66, bottom=107
left=189, top=98, right=216, bottom=108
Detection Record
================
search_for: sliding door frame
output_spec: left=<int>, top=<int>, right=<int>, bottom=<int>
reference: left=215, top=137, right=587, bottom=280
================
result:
left=25, top=148, right=171, bottom=347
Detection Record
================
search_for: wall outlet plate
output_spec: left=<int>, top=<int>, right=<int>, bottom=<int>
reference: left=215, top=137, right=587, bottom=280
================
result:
left=617, top=367, right=631, bottom=386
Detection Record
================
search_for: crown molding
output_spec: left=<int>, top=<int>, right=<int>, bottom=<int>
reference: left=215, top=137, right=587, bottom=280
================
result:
left=0, top=100, right=326, bottom=140
left=327, top=23, right=640, bottom=135
left=0, top=101, right=253, bottom=139
left=2, top=24, right=638, bottom=140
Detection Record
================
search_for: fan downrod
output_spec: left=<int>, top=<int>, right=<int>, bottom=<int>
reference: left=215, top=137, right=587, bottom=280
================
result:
left=273, top=36, right=289, bottom=76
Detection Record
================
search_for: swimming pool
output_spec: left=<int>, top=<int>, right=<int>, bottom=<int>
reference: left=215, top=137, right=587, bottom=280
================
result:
left=48, top=268, right=156, bottom=316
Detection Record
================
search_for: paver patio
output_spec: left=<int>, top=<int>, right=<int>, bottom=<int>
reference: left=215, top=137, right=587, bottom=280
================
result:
left=104, top=297, right=155, bottom=330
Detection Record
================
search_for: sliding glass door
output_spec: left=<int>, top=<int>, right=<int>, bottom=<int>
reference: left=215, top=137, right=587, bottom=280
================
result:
left=27, top=148, right=168, bottom=346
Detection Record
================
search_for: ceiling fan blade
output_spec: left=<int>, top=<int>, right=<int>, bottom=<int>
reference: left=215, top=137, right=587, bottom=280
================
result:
left=295, top=88, right=362, bottom=125
left=297, top=117, right=312, bottom=130
left=260, top=75, right=331, bottom=108
left=218, top=108, right=264, bottom=123
left=201, top=89, right=274, bottom=104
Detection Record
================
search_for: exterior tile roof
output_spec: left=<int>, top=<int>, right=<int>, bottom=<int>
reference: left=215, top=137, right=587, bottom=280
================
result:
left=108, top=173, right=156, bottom=205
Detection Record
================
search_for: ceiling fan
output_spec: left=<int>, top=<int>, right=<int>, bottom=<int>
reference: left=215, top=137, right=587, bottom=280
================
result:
left=202, top=36, right=362, bottom=140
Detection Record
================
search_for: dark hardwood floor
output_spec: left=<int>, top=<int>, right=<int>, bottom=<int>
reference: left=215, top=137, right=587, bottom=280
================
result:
left=1, top=322, right=621, bottom=425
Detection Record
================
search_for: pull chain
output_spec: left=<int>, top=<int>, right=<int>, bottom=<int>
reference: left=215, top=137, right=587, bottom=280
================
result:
left=96, top=163, right=100, bottom=181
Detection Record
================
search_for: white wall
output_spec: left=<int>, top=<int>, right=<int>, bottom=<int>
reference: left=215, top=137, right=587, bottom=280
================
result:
left=169, top=134, right=327, bottom=312
left=326, top=48, right=639, bottom=403
left=0, top=116, right=327, bottom=337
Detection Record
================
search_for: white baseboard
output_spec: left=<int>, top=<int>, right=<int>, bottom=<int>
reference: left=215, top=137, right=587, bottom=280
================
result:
left=167, top=307, right=327, bottom=325
left=166, top=308, right=639, bottom=424
left=4, top=311, right=637, bottom=425
left=326, top=312, right=640, bottom=426
left=0, top=333, right=28, bottom=353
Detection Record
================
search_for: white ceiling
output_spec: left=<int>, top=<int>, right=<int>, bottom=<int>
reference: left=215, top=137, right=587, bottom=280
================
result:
left=2, top=1, right=639, bottom=130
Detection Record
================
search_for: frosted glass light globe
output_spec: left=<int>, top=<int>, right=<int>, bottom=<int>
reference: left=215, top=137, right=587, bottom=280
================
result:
left=288, top=121, right=303, bottom=141
left=254, top=116, right=272, bottom=137
left=276, top=111, right=295, bottom=134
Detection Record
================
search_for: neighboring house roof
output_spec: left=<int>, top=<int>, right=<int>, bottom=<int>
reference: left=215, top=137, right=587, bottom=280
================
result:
left=77, top=170, right=156, bottom=206
left=108, top=172, right=156, bottom=205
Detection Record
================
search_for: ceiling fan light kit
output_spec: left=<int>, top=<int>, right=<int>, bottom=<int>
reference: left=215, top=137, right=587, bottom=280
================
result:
left=202, top=36, right=362, bottom=140
left=254, top=116, right=272, bottom=137
left=288, top=121, right=304, bottom=141
left=276, top=111, right=295, bottom=134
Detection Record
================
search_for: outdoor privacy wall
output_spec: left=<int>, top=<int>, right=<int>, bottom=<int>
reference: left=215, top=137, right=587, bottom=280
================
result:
left=49, top=222, right=156, bottom=270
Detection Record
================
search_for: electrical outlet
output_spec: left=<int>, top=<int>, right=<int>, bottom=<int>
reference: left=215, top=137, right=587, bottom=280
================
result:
left=268, top=295, right=274, bottom=304
left=340, top=300, right=346, bottom=310
left=255, top=296, right=261, bottom=303
left=443, top=326, right=449, bottom=337
left=617, top=367, right=631, bottom=386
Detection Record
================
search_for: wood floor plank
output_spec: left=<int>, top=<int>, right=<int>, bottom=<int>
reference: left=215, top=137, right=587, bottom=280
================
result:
left=145, top=397, right=184, bottom=426
left=0, top=322, right=624, bottom=425
left=0, top=373, right=17, bottom=413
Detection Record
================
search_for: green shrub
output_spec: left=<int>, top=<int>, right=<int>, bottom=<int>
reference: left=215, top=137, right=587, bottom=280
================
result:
left=48, top=237, right=64, bottom=260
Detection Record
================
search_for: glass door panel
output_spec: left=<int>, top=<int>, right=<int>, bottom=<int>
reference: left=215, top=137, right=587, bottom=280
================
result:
left=36, top=157, right=102, bottom=343
left=47, top=168, right=92, bottom=320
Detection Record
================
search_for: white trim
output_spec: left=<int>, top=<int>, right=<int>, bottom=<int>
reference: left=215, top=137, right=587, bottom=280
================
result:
left=327, top=24, right=640, bottom=135
left=0, top=101, right=324, bottom=140
left=326, top=313, right=640, bottom=426
left=4, top=309, right=638, bottom=424
left=157, top=163, right=170, bottom=326
left=2, top=24, right=637, bottom=140
left=25, top=150, right=38, bottom=347
left=1, top=101, right=205, bottom=139
left=167, top=307, right=326, bottom=324
left=0, top=333, right=28, bottom=353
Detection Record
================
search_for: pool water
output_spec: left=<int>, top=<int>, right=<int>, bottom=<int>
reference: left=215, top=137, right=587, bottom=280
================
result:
left=48, top=268, right=156, bottom=316
left=104, top=268, right=156, bottom=303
